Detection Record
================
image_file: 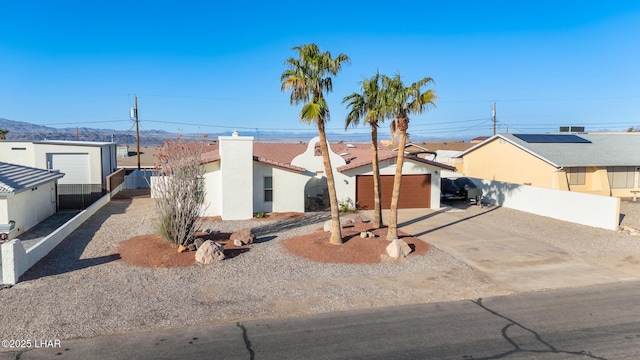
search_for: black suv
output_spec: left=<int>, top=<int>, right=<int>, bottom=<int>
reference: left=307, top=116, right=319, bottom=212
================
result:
left=453, top=177, right=481, bottom=203
left=440, top=178, right=464, bottom=200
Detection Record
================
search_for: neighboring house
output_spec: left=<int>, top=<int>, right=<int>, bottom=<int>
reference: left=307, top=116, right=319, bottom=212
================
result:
left=394, top=141, right=474, bottom=176
left=184, top=134, right=454, bottom=220
left=0, top=140, right=117, bottom=187
left=457, top=133, right=640, bottom=198
left=0, top=140, right=118, bottom=210
left=0, top=162, right=64, bottom=240
left=470, top=136, right=490, bottom=144
left=115, top=145, right=158, bottom=189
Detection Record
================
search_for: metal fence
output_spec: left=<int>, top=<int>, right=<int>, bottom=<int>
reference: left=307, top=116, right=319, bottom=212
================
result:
left=57, top=184, right=107, bottom=211
left=107, top=168, right=125, bottom=192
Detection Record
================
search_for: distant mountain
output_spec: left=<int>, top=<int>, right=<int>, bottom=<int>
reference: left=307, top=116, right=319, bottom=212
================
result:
left=0, top=118, right=174, bottom=146
left=0, top=118, right=461, bottom=145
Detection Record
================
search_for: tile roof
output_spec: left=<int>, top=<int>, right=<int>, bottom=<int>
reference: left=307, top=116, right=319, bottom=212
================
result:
left=459, top=133, right=640, bottom=167
left=0, top=162, right=65, bottom=195
left=176, top=140, right=455, bottom=173
left=253, top=143, right=307, bottom=172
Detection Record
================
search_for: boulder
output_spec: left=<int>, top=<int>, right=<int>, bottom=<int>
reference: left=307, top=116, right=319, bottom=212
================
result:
left=194, top=238, right=204, bottom=249
left=187, top=243, right=197, bottom=252
left=367, top=231, right=377, bottom=238
left=323, top=220, right=333, bottom=232
left=177, top=245, right=187, bottom=253
left=233, top=239, right=244, bottom=247
left=230, top=229, right=255, bottom=245
left=386, top=239, right=412, bottom=259
left=195, top=240, right=226, bottom=265
left=360, top=231, right=368, bottom=238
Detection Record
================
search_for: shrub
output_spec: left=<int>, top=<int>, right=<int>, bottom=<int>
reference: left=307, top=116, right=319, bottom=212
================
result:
left=339, top=198, right=358, bottom=213
left=254, top=212, right=269, bottom=218
left=152, top=138, right=205, bottom=246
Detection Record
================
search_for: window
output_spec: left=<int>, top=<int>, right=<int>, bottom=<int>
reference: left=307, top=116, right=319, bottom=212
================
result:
left=607, top=166, right=636, bottom=189
left=567, top=167, right=586, bottom=185
left=264, top=176, right=273, bottom=202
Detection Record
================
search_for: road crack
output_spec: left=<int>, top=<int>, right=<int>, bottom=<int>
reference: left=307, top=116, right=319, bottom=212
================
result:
left=463, top=298, right=607, bottom=359
left=237, top=322, right=255, bottom=360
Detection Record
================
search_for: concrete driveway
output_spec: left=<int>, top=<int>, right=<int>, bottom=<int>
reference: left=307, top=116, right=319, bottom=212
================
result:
left=365, top=202, right=640, bottom=292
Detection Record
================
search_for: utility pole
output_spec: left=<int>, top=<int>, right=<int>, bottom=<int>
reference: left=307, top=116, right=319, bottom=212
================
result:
left=492, top=102, right=497, bottom=135
left=134, top=95, right=141, bottom=170
left=76, top=126, right=79, bottom=141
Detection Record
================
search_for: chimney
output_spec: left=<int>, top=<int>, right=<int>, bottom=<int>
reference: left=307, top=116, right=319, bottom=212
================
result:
left=218, top=133, right=254, bottom=220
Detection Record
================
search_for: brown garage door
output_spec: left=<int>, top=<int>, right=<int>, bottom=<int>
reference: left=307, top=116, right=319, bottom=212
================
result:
left=356, top=174, right=431, bottom=210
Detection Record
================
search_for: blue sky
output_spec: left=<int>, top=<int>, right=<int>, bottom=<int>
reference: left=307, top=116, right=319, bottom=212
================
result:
left=1, top=1, right=639, bottom=141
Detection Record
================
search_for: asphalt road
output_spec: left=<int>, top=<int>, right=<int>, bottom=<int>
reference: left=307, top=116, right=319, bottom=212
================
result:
left=6, top=281, right=640, bottom=360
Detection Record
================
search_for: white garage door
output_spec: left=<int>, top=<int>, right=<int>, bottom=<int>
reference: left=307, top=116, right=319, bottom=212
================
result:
left=48, top=153, right=90, bottom=184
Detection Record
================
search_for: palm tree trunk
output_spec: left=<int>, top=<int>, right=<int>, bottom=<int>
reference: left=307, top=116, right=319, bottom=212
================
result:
left=386, top=128, right=407, bottom=240
left=317, top=120, right=343, bottom=245
left=371, top=125, right=382, bottom=228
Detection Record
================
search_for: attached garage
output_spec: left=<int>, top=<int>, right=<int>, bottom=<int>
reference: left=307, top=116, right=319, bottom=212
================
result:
left=356, top=174, right=431, bottom=209
left=47, top=153, right=90, bottom=184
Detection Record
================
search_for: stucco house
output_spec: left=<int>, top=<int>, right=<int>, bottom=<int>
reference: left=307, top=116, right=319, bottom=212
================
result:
left=0, top=162, right=65, bottom=240
left=186, top=134, right=454, bottom=220
left=0, top=140, right=117, bottom=186
left=0, top=140, right=118, bottom=209
left=457, top=133, right=640, bottom=198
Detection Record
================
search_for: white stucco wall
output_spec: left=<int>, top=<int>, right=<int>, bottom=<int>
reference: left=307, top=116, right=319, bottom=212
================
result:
left=272, top=167, right=309, bottom=213
left=0, top=198, right=8, bottom=224
left=0, top=142, right=36, bottom=166
left=473, top=178, right=620, bottom=230
left=291, top=137, right=347, bottom=173
left=2, top=191, right=110, bottom=285
left=201, top=162, right=221, bottom=217
left=291, top=137, right=350, bottom=207
left=219, top=135, right=254, bottom=220
left=5, top=182, right=57, bottom=240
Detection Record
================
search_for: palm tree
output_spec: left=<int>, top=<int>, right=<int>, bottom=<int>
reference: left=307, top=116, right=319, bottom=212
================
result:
left=281, top=43, right=350, bottom=245
left=343, top=71, right=385, bottom=228
left=383, top=74, right=437, bottom=240
left=0, top=129, right=9, bottom=140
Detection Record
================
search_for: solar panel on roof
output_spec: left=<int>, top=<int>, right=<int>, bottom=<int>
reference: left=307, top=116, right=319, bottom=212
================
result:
left=513, top=134, right=591, bottom=144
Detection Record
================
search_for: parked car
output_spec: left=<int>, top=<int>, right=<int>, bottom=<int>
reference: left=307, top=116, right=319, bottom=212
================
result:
left=454, top=177, right=481, bottom=203
left=440, top=178, right=464, bottom=200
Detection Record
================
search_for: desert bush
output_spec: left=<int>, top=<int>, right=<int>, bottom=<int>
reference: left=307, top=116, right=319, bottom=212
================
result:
left=339, top=197, right=358, bottom=213
left=152, top=138, right=205, bottom=246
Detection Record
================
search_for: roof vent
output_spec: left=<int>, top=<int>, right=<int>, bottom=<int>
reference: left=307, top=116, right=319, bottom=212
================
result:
left=559, top=126, right=585, bottom=133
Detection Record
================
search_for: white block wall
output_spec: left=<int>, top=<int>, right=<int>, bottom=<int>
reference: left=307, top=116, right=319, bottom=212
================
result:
left=472, top=178, right=620, bottom=231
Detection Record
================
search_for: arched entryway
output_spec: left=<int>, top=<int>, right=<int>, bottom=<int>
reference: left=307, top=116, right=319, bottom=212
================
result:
left=304, top=176, right=329, bottom=212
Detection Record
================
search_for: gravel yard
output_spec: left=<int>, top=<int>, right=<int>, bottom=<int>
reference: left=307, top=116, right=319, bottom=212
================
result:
left=0, top=197, right=508, bottom=341
left=2, top=196, right=638, bottom=342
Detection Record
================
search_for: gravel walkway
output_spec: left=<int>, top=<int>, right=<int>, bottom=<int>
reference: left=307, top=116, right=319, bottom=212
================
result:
left=0, top=197, right=508, bottom=341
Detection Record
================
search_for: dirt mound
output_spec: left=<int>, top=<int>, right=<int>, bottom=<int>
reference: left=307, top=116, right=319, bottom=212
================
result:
left=118, top=218, right=429, bottom=268
left=281, top=221, right=429, bottom=264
